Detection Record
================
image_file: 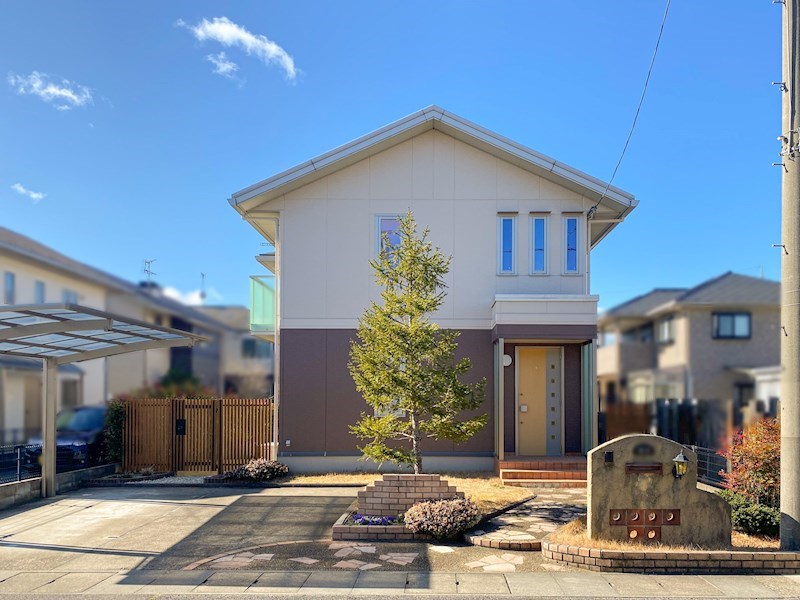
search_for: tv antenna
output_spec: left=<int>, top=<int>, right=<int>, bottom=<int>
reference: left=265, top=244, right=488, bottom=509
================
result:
left=143, top=259, right=157, bottom=282
left=200, top=272, right=207, bottom=303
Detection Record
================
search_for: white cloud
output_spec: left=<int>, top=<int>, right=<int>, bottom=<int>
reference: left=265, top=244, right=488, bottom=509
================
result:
left=11, top=183, right=46, bottom=203
left=163, top=286, right=223, bottom=306
left=206, top=51, right=240, bottom=80
left=180, top=16, right=297, bottom=81
left=7, top=71, right=93, bottom=110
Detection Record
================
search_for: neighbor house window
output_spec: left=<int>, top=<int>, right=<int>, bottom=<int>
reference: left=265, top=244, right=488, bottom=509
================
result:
left=713, top=312, right=751, bottom=339
left=563, top=216, right=580, bottom=274
left=34, top=280, right=45, bottom=304
left=497, top=215, right=517, bottom=274
left=3, top=272, right=14, bottom=304
left=530, top=215, right=548, bottom=274
left=62, top=289, right=79, bottom=304
left=657, top=316, right=675, bottom=343
left=377, top=215, right=401, bottom=253
left=242, top=338, right=272, bottom=358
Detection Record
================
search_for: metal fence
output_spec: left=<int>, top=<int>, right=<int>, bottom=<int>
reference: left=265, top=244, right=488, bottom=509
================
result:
left=688, top=445, right=729, bottom=488
left=0, top=442, right=89, bottom=485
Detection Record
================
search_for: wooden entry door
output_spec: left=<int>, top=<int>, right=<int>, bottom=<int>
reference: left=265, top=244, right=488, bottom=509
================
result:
left=517, top=347, right=562, bottom=456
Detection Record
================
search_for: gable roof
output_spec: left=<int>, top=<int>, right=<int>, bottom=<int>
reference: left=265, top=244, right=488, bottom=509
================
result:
left=229, top=106, right=638, bottom=246
left=0, top=227, right=226, bottom=333
left=603, top=288, right=687, bottom=320
left=672, top=272, right=780, bottom=307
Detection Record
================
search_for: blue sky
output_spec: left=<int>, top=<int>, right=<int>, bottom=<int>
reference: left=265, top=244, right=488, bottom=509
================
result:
left=0, top=2, right=781, bottom=309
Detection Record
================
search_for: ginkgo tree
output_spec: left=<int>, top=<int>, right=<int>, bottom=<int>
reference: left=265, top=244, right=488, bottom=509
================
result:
left=349, top=210, right=487, bottom=474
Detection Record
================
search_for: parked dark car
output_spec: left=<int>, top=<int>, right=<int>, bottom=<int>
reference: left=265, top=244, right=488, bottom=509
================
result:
left=25, top=406, right=107, bottom=470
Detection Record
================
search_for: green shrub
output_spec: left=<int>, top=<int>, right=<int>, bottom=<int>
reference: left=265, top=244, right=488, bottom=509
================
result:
left=718, top=489, right=750, bottom=513
left=732, top=503, right=780, bottom=537
left=403, top=497, right=480, bottom=540
left=102, top=399, right=126, bottom=464
left=224, top=459, right=289, bottom=481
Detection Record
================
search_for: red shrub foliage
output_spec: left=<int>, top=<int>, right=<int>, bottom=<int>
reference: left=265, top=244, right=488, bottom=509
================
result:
left=719, top=418, right=780, bottom=509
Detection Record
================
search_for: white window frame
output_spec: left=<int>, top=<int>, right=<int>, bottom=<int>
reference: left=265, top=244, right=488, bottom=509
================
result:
left=529, top=214, right=549, bottom=275
left=34, top=280, right=46, bottom=304
left=497, top=214, right=517, bottom=275
left=562, top=215, right=581, bottom=275
left=3, top=272, right=14, bottom=305
left=375, top=214, right=402, bottom=255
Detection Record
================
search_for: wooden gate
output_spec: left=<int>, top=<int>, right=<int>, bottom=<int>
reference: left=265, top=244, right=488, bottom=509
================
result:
left=123, top=398, right=275, bottom=473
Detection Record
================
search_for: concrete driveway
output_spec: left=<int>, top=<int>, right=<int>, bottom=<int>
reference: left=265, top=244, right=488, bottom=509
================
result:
left=0, top=485, right=357, bottom=572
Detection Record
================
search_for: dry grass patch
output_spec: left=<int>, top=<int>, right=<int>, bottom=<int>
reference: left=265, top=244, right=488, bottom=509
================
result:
left=281, top=471, right=533, bottom=515
left=550, top=518, right=778, bottom=551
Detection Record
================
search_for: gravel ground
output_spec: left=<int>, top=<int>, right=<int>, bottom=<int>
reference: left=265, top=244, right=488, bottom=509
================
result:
left=126, top=475, right=206, bottom=485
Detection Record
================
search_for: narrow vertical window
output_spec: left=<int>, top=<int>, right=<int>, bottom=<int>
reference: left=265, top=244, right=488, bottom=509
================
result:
left=497, top=215, right=516, bottom=274
left=531, top=216, right=547, bottom=274
left=564, top=217, right=579, bottom=274
left=3, top=272, right=14, bottom=305
left=377, top=216, right=401, bottom=252
left=35, top=280, right=45, bottom=304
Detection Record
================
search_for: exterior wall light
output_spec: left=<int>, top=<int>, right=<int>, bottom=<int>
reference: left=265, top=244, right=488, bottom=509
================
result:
left=672, top=450, right=689, bottom=479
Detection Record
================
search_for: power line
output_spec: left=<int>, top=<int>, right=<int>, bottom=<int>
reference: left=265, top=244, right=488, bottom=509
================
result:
left=591, top=0, right=672, bottom=214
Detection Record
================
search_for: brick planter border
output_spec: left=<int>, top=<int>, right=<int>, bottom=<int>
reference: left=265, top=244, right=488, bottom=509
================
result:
left=331, top=510, right=432, bottom=542
left=541, top=539, right=800, bottom=574
left=463, top=532, right=540, bottom=551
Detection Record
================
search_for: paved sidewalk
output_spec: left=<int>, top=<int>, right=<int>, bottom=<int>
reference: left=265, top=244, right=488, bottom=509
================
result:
left=0, top=568, right=797, bottom=596
left=467, top=488, right=587, bottom=550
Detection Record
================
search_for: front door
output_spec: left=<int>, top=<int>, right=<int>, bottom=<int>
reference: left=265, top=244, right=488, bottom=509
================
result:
left=517, top=347, right=562, bottom=456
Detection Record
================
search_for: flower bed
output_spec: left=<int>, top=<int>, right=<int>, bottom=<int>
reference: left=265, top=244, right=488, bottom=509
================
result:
left=89, top=471, right=172, bottom=486
left=332, top=510, right=431, bottom=541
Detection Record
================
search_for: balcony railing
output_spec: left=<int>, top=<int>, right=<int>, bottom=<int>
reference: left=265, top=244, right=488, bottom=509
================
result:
left=250, top=275, right=276, bottom=339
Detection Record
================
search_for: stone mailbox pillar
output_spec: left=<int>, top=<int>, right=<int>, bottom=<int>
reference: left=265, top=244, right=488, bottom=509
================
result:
left=588, top=434, right=731, bottom=548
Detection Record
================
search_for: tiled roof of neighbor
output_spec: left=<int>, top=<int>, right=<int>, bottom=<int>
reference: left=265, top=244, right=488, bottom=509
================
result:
left=0, top=227, right=226, bottom=332
left=675, top=271, right=780, bottom=306
left=604, top=289, right=687, bottom=318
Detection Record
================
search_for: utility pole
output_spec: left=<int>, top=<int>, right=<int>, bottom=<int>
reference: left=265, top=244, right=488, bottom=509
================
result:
left=780, top=0, right=800, bottom=551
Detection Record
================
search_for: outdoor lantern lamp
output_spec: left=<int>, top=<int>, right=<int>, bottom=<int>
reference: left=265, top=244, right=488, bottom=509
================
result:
left=672, top=450, right=689, bottom=479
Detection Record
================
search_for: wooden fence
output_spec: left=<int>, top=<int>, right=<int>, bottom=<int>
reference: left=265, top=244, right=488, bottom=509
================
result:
left=123, top=397, right=275, bottom=473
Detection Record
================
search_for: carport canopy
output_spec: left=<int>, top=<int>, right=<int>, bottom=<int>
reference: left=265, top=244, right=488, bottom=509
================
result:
left=0, top=304, right=207, bottom=498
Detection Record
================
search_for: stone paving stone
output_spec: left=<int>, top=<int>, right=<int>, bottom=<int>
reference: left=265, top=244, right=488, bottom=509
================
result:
left=300, top=571, right=359, bottom=594
left=333, top=559, right=367, bottom=569
left=0, top=572, right=18, bottom=584
left=194, top=570, right=263, bottom=594
left=602, top=573, right=670, bottom=597
left=34, top=572, right=114, bottom=594
left=406, top=572, right=458, bottom=595
left=0, top=572, right=65, bottom=593
left=359, top=563, right=381, bottom=570
left=252, top=553, right=274, bottom=560
left=247, top=571, right=310, bottom=593
left=650, top=575, right=725, bottom=597
left=351, top=571, right=408, bottom=595
left=551, top=572, right=617, bottom=597
left=700, top=575, right=778, bottom=598
left=757, top=575, right=800, bottom=597
left=138, top=569, right=213, bottom=595
left=456, top=572, right=510, bottom=595
left=83, top=570, right=163, bottom=595
left=505, top=572, right=562, bottom=596
left=483, top=563, right=516, bottom=573
left=430, top=545, right=456, bottom=554
left=289, top=556, right=319, bottom=565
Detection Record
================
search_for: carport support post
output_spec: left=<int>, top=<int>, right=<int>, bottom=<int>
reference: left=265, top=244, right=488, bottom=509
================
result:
left=41, top=358, right=57, bottom=498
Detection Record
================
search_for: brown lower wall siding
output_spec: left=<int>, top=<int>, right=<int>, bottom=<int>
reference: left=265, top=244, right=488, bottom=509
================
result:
left=279, top=329, right=495, bottom=456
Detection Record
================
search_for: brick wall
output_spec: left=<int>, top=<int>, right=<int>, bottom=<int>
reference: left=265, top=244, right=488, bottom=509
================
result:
left=357, top=474, right=464, bottom=517
left=542, top=540, right=800, bottom=574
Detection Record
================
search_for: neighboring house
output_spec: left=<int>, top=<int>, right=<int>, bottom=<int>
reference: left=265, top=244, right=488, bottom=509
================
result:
left=228, top=106, right=637, bottom=472
left=196, top=305, right=274, bottom=397
left=597, top=272, right=780, bottom=409
left=0, top=227, right=228, bottom=443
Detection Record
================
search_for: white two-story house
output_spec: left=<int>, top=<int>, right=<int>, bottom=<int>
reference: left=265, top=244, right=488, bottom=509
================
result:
left=229, top=106, right=637, bottom=473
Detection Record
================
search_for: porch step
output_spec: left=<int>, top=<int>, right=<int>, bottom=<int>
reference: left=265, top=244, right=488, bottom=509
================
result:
left=503, top=479, right=587, bottom=489
left=500, top=468, right=586, bottom=481
left=499, top=458, right=587, bottom=471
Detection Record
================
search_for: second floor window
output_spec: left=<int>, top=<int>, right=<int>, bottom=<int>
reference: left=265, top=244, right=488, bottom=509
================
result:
left=242, top=338, right=272, bottom=358
left=530, top=215, right=547, bottom=274
left=713, top=312, right=751, bottom=339
left=563, top=216, right=580, bottom=274
left=35, top=280, right=45, bottom=304
left=497, top=215, right=516, bottom=274
left=657, top=316, right=674, bottom=343
left=3, top=272, right=14, bottom=305
left=63, top=289, right=79, bottom=304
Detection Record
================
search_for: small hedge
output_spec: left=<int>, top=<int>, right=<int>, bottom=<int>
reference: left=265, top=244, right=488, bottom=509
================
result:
left=719, top=489, right=780, bottom=537
left=223, top=459, right=289, bottom=481
left=403, top=497, right=480, bottom=540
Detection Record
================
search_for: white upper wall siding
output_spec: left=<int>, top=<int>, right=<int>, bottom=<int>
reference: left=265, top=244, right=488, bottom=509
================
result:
left=263, top=130, right=593, bottom=329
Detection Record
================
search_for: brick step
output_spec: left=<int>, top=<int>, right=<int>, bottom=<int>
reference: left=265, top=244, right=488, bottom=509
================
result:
left=499, top=461, right=587, bottom=471
left=500, top=469, right=586, bottom=481
left=502, top=479, right=587, bottom=489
